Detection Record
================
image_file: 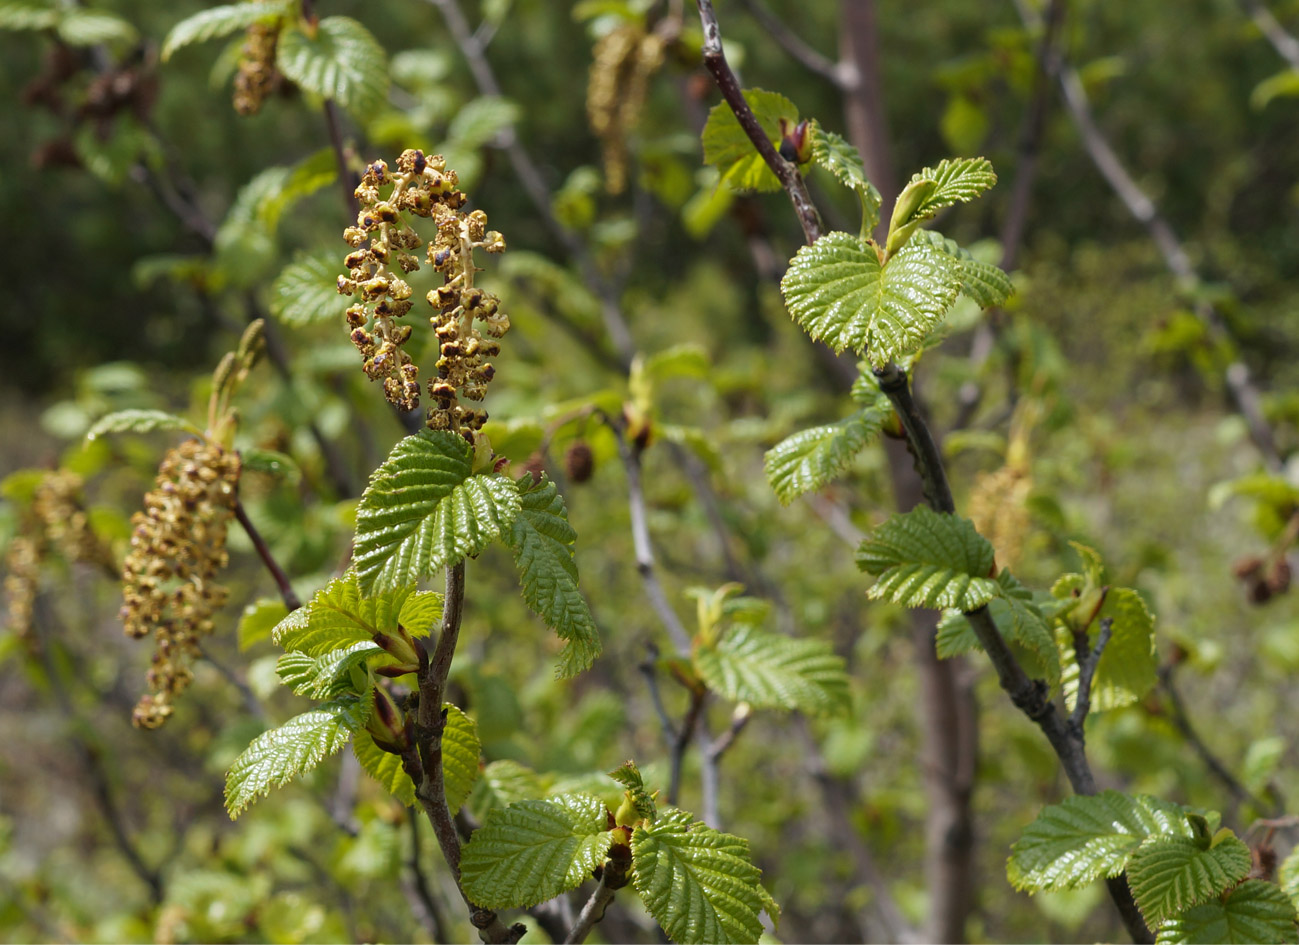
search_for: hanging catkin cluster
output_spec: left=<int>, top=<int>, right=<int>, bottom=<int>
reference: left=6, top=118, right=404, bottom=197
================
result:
left=120, top=440, right=241, bottom=729
left=232, top=19, right=282, bottom=116
left=337, top=149, right=508, bottom=437
left=4, top=471, right=115, bottom=639
left=587, top=21, right=669, bottom=194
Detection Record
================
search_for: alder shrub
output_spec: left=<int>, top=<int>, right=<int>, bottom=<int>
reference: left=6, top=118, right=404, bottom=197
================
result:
left=3, top=1, right=1298, bottom=944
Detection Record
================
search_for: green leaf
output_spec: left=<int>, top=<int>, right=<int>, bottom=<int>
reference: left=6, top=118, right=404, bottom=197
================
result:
left=912, top=230, right=1013, bottom=309
left=57, top=9, right=136, bottom=46
left=992, top=570, right=1060, bottom=684
left=0, top=1, right=58, bottom=31
left=271, top=250, right=351, bottom=326
left=505, top=475, right=601, bottom=677
left=469, top=760, right=546, bottom=821
left=447, top=96, right=520, bottom=150
left=809, top=122, right=881, bottom=233
left=701, top=89, right=798, bottom=193
left=781, top=231, right=960, bottom=368
left=277, top=16, right=388, bottom=115
left=905, top=156, right=997, bottom=220
left=353, top=730, right=415, bottom=806
left=693, top=624, right=850, bottom=716
left=1251, top=69, right=1299, bottom=111
left=442, top=704, right=480, bottom=816
left=162, top=1, right=289, bottom=61
left=632, top=809, right=769, bottom=944
left=1281, top=845, right=1299, bottom=911
left=273, top=571, right=439, bottom=654
left=460, top=794, right=614, bottom=908
left=353, top=431, right=520, bottom=595
left=1008, top=791, right=1194, bottom=892
left=258, top=148, right=337, bottom=231
left=85, top=409, right=202, bottom=440
left=764, top=406, right=887, bottom=504
left=225, top=693, right=371, bottom=818
left=276, top=642, right=382, bottom=699
left=609, top=760, right=657, bottom=823
left=1060, top=587, right=1157, bottom=713
left=1128, top=835, right=1253, bottom=926
left=239, top=448, right=300, bottom=482
left=1157, top=880, right=1298, bottom=944
left=935, top=611, right=982, bottom=659
left=237, top=598, right=289, bottom=651
left=856, top=506, right=997, bottom=610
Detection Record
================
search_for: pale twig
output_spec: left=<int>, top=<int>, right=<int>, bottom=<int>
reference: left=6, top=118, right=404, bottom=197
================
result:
left=734, top=0, right=850, bottom=88
left=1240, top=0, right=1299, bottom=70
left=563, top=874, right=617, bottom=945
left=700, top=704, right=752, bottom=827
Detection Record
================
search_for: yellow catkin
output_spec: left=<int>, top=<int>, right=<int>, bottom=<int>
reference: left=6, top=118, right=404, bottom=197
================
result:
left=968, top=465, right=1032, bottom=571
left=120, top=440, right=240, bottom=729
left=587, top=23, right=667, bottom=194
left=337, top=149, right=508, bottom=436
left=232, top=19, right=281, bottom=116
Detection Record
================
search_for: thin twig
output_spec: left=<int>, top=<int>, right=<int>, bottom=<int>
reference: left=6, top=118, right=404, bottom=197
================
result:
left=403, top=808, right=449, bottom=944
left=563, top=875, right=617, bottom=945
left=700, top=704, right=752, bottom=827
left=1240, top=0, right=1299, bottom=69
left=638, top=643, right=677, bottom=747
left=234, top=498, right=302, bottom=611
left=669, top=689, right=708, bottom=807
left=1070, top=616, right=1113, bottom=732
left=734, top=0, right=850, bottom=87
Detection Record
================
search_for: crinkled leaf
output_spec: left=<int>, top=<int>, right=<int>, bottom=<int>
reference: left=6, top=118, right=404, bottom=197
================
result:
left=1060, top=587, right=1157, bottom=713
left=764, top=400, right=888, bottom=505
left=632, top=809, right=769, bottom=944
left=460, top=793, right=614, bottom=908
left=273, top=571, right=438, bottom=654
left=1128, top=835, right=1253, bottom=926
left=353, top=430, right=520, bottom=595
left=225, top=692, right=371, bottom=818
left=912, top=230, right=1013, bottom=308
left=276, top=642, right=382, bottom=699
left=271, top=250, right=351, bottom=326
left=277, top=16, right=388, bottom=115
left=1157, top=880, right=1298, bottom=944
left=1282, top=845, right=1299, bottom=911
left=505, top=475, right=600, bottom=677
left=782, top=231, right=960, bottom=367
left=85, top=409, right=202, bottom=440
left=162, top=1, right=288, bottom=60
left=352, top=730, right=415, bottom=806
left=609, top=760, right=657, bottom=823
left=442, top=704, right=480, bottom=816
left=694, top=624, right=849, bottom=716
left=701, top=89, right=798, bottom=193
left=933, top=572, right=1058, bottom=681
left=810, top=122, right=881, bottom=233
left=856, top=506, right=997, bottom=610
left=237, top=598, right=289, bottom=651
left=906, top=157, right=997, bottom=220
left=1008, top=791, right=1195, bottom=892
left=448, top=95, right=520, bottom=149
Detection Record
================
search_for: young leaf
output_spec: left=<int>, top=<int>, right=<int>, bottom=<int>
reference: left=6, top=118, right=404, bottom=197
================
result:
left=632, top=809, right=769, bottom=945
left=460, top=793, right=614, bottom=908
left=272, top=571, right=437, bottom=654
left=225, top=692, right=371, bottom=818
left=904, top=157, right=997, bottom=220
left=504, top=475, right=601, bottom=677
left=271, top=251, right=351, bottom=326
left=764, top=406, right=887, bottom=505
left=693, top=624, right=850, bottom=716
left=276, top=16, right=388, bottom=115
left=856, top=506, right=998, bottom=611
left=1128, top=835, right=1253, bottom=927
left=1008, top=791, right=1194, bottom=892
left=0, top=2, right=58, bottom=31
left=162, top=1, right=289, bottom=61
left=85, top=409, right=202, bottom=440
left=700, top=89, right=799, bottom=193
left=442, top=704, right=481, bottom=816
left=781, top=231, right=960, bottom=368
left=1282, top=845, right=1299, bottom=910
left=991, top=571, right=1060, bottom=684
left=469, top=760, right=547, bottom=821
left=237, top=598, right=289, bottom=651
left=1156, top=880, right=1298, bottom=945
left=911, top=230, right=1013, bottom=309
left=352, top=431, right=521, bottom=595
left=809, top=122, right=881, bottom=233
left=276, top=642, right=383, bottom=699
left=1060, top=587, right=1157, bottom=712
left=609, top=760, right=657, bottom=823
left=447, top=96, right=520, bottom=150
left=353, top=730, right=415, bottom=806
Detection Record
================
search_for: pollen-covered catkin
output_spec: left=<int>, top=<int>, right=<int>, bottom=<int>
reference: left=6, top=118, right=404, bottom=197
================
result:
left=232, top=20, right=282, bottom=116
left=120, top=440, right=240, bottom=729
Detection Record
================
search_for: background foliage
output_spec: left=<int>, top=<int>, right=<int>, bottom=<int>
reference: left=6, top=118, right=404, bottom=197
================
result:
left=2, top=0, right=1299, bottom=942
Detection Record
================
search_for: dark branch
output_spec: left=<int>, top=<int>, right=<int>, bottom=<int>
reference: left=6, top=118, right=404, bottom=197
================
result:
left=1070, top=617, right=1113, bottom=732
left=234, top=498, right=302, bottom=611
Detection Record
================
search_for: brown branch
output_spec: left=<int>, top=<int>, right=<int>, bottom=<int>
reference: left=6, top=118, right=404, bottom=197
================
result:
left=234, top=497, right=302, bottom=611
